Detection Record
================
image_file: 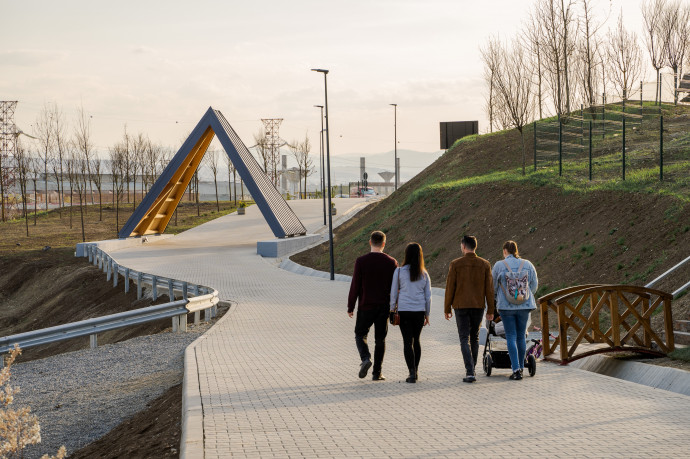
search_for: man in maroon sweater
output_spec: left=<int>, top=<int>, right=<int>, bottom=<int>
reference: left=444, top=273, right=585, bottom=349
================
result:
left=348, top=231, right=398, bottom=381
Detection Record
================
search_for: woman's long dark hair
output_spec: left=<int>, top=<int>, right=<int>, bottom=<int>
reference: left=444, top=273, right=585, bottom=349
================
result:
left=402, top=242, right=426, bottom=282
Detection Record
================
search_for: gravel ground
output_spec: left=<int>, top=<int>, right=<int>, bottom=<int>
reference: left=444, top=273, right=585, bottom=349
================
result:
left=9, top=321, right=213, bottom=459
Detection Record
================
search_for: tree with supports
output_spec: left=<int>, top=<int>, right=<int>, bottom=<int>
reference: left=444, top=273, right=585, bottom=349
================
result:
left=607, top=12, right=643, bottom=103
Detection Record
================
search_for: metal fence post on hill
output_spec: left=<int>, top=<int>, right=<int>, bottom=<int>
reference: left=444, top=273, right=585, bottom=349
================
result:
left=558, top=114, right=563, bottom=176
left=622, top=117, right=626, bottom=181
left=589, top=121, right=593, bottom=181
left=659, top=115, right=664, bottom=182
left=533, top=121, right=537, bottom=172
left=602, top=93, right=606, bottom=139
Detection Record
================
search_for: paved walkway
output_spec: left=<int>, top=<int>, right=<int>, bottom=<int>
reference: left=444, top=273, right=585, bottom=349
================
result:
left=108, top=199, right=690, bottom=458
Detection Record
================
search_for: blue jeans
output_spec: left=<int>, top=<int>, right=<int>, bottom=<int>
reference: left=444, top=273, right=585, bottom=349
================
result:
left=498, top=309, right=531, bottom=372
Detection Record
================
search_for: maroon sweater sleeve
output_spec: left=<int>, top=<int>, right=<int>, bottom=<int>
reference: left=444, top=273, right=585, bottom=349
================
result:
left=347, top=257, right=362, bottom=313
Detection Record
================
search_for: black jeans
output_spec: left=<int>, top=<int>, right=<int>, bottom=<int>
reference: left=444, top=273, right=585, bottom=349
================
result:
left=455, top=308, right=484, bottom=376
left=399, top=311, right=425, bottom=374
left=354, top=305, right=389, bottom=375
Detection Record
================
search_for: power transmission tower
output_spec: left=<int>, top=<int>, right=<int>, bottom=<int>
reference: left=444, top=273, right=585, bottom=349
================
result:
left=261, top=118, right=285, bottom=187
left=0, top=101, right=19, bottom=222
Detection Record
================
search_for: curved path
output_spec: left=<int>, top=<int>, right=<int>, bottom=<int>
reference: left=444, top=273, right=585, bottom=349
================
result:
left=107, top=199, right=690, bottom=458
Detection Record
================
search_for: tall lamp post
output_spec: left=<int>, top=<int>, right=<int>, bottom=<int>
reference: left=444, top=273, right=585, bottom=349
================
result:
left=390, top=103, right=398, bottom=190
left=314, top=104, right=326, bottom=225
left=312, top=68, right=335, bottom=280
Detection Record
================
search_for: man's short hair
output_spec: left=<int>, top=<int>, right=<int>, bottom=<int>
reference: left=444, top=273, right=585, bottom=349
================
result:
left=370, top=231, right=386, bottom=247
left=461, top=235, right=477, bottom=251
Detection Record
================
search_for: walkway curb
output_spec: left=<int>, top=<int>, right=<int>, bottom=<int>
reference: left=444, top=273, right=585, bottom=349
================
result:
left=570, top=354, right=690, bottom=397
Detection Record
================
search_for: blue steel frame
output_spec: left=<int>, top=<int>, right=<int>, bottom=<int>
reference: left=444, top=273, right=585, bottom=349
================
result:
left=118, top=107, right=306, bottom=239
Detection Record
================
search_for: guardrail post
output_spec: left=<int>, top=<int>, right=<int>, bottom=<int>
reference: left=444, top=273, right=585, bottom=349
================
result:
left=124, top=268, right=130, bottom=294
left=90, top=334, right=98, bottom=349
left=194, top=311, right=201, bottom=325
left=179, top=313, right=188, bottom=332
left=212, top=303, right=218, bottom=318
left=168, top=279, right=174, bottom=300
left=93, top=249, right=98, bottom=267
left=172, top=316, right=179, bottom=332
left=113, top=264, right=119, bottom=287
left=137, top=272, right=143, bottom=300
left=182, top=282, right=188, bottom=301
left=106, top=260, right=112, bottom=282
left=88, top=245, right=93, bottom=262
left=152, top=276, right=158, bottom=301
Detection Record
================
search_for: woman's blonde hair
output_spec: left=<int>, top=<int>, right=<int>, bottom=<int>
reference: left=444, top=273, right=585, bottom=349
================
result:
left=503, top=240, right=520, bottom=258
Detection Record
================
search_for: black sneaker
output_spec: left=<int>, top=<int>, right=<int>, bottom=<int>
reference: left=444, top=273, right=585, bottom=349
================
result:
left=359, top=359, right=372, bottom=378
left=509, top=370, right=523, bottom=380
left=462, top=375, right=476, bottom=383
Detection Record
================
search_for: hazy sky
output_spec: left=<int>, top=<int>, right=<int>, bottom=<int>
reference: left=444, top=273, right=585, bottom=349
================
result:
left=2, top=0, right=648, bottom=159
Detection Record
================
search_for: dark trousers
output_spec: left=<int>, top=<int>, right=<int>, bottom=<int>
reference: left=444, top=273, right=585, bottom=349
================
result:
left=399, top=311, right=425, bottom=374
left=354, top=305, right=389, bottom=375
left=455, top=308, right=484, bottom=376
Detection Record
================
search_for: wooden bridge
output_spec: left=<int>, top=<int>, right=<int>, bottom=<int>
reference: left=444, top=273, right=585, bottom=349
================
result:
left=539, top=284, right=675, bottom=364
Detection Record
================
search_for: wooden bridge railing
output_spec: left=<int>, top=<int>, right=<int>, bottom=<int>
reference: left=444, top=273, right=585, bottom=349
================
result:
left=539, top=284, right=674, bottom=364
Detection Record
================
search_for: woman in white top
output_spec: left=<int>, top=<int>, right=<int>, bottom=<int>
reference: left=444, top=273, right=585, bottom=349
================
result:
left=390, top=242, right=432, bottom=383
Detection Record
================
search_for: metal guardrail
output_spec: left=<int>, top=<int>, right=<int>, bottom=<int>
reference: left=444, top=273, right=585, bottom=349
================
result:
left=0, top=243, right=220, bottom=365
left=645, top=254, right=690, bottom=299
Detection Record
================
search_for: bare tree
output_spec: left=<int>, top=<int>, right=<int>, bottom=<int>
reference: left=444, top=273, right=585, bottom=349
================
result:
left=71, top=148, right=88, bottom=242
left=29, top=155, right=40, bottom=225
left=290, top=135, right=314, bottom=199
left=109, top=143, right=126, bottom=233
left=578, top=0, right=607, bottom=107
left=607, top=12, right=643, bottom=103
left=73, top=105, right=94, bottom=217
left=91, top=154, right=104, bottom=221
left=253, top=131, right=270, bottom=174
left=491, top=38, right=535, bottom=175
left=523, top=11, right=546, bottom=119
left=51, top=104, right=68, bottom=216
left=662, top=0, right=690, bottom=104
left=642, top=0, right=669, bottom=104
left=13, top=139, right=30, bottom=236
left=224, top=154, right=237, bottom=206
left=120, top=126, right=132, bottom=204
left=206, top=149, right=221, bottom=211
left=34, top=104, right=55, bottom=212
left=129, top=132, right=147, bottom=209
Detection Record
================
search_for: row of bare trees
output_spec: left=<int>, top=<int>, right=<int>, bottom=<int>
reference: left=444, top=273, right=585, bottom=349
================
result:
left=481, top=0, right=690, bottom=175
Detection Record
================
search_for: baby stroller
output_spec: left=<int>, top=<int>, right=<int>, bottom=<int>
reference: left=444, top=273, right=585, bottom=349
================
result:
left=482, top=311, right=537, bottom=377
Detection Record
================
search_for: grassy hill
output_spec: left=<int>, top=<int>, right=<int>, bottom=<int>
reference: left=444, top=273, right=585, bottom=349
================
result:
left=293, top=103, right=690, bottom=323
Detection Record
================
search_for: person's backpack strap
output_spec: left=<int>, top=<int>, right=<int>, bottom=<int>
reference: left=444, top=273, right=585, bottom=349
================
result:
left=502, top=259, right=513, bottom=273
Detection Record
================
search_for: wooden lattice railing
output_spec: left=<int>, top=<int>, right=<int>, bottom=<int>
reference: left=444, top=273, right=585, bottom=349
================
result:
left=539, top=284, right=675, bottom=364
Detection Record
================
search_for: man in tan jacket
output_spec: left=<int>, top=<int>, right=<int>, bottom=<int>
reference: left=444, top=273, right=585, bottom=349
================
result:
left=444, top=235, right=495, bottom=383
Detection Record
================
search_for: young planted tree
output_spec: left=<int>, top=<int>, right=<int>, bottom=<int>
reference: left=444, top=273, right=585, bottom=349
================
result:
left=52, top=104, right=68, bottom=216
left=12, top=139, right=30, bottom=236
left=489, top=38, right=535, bottom=175
left=30, top=156, right=40, bottom=225
left=523, top=11, right=545, bottom=119
left=607, top=13, right=643, bottom=103
left=34, top=104, right=55, bottom=212
left=253, top=131, right=270, bottom=174
left=225, top=154, right=237, bottom=206
left=109, top=144, right=126, bottom=233
left=206, top=148, right=221, bottom=211
left=290, top=135, right=314, bottom=199
left=578, top=0, right=607, bottom=108
left=91, top=154, right=104, bottom=221
left=642, top=0, right=669, bottom=104
left=73, top=106, right=94, bottom=218
left=662, top=0, right=690, bottom=104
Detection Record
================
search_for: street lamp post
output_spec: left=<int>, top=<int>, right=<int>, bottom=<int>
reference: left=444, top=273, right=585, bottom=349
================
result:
left=390, top=103, right=397, bottom=190
left=314, top=105, right=326, bottom=225
left=312, top=69, right=335, bottom=280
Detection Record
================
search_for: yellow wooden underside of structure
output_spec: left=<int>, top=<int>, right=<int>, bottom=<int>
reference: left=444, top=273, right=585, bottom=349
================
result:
left=129, top=127, right=215, bottom=236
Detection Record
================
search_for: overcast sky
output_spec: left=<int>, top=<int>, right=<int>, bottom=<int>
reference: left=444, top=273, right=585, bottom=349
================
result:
left=2, top=0, right=649, bottom=159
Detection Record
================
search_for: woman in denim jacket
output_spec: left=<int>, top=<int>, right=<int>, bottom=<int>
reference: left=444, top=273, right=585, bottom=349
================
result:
left=492, top=240, right=538, bottom=380
left=390, top=243, right=431, bottom=383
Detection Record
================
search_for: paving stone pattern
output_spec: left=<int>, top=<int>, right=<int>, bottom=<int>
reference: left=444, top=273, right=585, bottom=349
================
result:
left=109, top=199, right=690, bottom=458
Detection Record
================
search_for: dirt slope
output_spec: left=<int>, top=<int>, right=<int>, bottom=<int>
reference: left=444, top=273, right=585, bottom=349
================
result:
left=0, top=249, right=175, bottom=362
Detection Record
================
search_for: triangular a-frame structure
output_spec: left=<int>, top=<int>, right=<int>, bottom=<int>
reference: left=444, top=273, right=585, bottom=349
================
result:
left=118, top=107, right=307, bottom=239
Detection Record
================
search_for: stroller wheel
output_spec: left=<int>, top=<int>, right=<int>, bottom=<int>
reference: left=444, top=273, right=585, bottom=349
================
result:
left=526, top=354, right=536, bottom=377
left=483, top=354, right=493, bottom=376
